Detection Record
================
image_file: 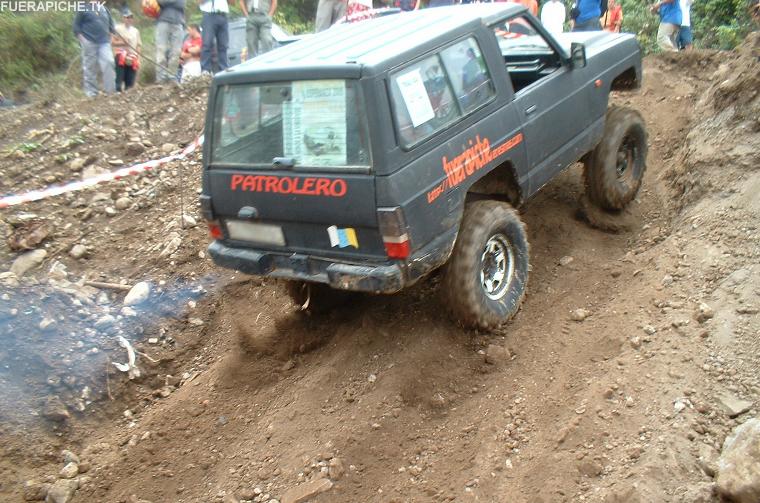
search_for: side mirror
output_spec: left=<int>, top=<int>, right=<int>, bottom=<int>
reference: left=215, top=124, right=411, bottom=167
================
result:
left=570, top=42, right=587, bottom=69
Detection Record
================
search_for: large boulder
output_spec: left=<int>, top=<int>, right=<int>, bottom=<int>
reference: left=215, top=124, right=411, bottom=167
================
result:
left=716, top=417, right=760, bottom=503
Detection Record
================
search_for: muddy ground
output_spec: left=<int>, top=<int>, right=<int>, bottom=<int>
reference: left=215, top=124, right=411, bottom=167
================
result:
left=0, top=34, right=758, bottom=503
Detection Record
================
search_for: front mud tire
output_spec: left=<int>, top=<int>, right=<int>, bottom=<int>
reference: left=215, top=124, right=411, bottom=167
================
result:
left=441, top=201, right=530, bottom=331
left=584, top=106, right=648, bottom=211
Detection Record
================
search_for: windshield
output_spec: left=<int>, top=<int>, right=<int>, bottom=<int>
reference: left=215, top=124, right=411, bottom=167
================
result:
left=211, top=80, right=371, bottom=169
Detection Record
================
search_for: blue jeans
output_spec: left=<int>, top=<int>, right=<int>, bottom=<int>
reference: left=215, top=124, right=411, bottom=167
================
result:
left=573, top=17, right=602, bottom=31
left=80, top=38, right=115, bottom=96
left=677, top=26, right=693, bottom=49
left=201, top=12, right=229, bottom=73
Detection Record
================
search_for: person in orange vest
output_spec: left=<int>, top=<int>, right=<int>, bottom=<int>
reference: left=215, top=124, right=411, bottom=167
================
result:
left=601, top=0, right=623, bottom=32
left=112, top=8, right=142, bottom=91
left=517, top=0, right=539, bottom=16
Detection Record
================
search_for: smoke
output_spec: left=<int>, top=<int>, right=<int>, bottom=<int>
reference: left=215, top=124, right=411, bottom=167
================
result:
left=0, top=271, right=220, bottom=427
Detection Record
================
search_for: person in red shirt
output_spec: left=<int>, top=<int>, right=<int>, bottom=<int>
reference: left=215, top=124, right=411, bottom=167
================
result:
left=180, top=24, right=202, bottom=82
left=602, top=0, right=623, bottom=32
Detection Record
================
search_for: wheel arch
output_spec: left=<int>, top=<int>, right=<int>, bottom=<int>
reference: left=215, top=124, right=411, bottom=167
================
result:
left=465, top=160, right=524, bottom=208
left=610, top=66, right=640, bottom=91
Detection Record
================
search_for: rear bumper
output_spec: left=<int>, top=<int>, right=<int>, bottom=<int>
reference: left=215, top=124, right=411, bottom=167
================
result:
left=207, top=228, right=456, bottom=294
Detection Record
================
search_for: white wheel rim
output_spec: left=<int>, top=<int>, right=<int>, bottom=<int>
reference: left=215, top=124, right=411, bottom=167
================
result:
left=480, top=234, right=515, bottom=301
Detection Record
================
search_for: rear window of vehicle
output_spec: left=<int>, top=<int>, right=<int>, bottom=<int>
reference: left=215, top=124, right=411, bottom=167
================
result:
left=211, top=80, right=371, bottom=169
left=389, top=37, right=494, bottom=148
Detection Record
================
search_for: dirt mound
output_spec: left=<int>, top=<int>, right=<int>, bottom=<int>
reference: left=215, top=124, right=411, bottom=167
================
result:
left=663, top=33, right=760, bottom=210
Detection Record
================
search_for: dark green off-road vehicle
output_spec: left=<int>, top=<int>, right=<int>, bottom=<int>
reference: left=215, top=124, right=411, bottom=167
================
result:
left=200, top=4, right=647, bottom=329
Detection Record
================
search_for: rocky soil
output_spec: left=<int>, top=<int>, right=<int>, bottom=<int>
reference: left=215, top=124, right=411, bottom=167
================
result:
left=0, top=34, right=758, bottom=503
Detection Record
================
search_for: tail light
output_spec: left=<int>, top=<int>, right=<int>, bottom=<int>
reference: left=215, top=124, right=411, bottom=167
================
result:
left=377, top=207, right=410, bottom=259
left=207, top=221, right=223, bottom=240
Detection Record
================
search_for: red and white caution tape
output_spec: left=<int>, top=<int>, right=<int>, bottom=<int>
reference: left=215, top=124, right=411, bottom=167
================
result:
left=0, top=135, right=204, bottom=210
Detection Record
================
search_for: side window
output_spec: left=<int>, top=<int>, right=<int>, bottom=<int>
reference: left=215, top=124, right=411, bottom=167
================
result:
left=440, top=38, right=495, bottom=113
left=491, top=16, right=561, bottom=93
left=390, top=55, right=460, bottom=147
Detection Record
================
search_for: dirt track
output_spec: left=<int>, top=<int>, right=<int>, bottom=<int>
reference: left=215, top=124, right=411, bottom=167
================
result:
left=0, top=37, right=759, bottom=503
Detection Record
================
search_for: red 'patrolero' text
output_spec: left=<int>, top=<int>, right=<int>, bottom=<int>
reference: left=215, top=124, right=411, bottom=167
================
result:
left=230, top=175, right=347, bottom=197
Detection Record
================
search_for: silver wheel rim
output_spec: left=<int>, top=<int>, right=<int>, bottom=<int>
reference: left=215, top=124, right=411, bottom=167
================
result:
left=480, top=234, right=515, bottom=301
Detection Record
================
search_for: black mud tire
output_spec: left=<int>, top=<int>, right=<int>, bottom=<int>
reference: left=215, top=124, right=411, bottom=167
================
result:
left=284, top=281, right=355, bottom=315
left=441, top=201, right=530, bottom=331
left=584, top=106, right=648, bottom=211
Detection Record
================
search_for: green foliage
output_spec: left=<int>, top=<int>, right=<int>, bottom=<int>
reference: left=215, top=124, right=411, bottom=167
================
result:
left=618, top=0, right=659, bottom=52
left=0, top=11, right=79, bottom=93
left=274, top=1, right=315, bottom=34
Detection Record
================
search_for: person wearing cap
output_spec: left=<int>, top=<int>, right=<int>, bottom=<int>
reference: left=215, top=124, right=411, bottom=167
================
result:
left=112, top=8, right=142, bottom=91
left=73, top=0, right=116, bottom=96
left=199, top=0, right=230, bottom=73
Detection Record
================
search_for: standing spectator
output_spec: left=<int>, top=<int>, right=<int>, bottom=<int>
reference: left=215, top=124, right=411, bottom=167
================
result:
left=155, top=0, right=186, bottom=82
left=112, top=8, right=142, bottom=92
left=677, top=0, right=693, bottom=50
left=240, top=0, right=277, bottom=59
left=517, top=0, right=539, bottom=16
left=571, top=0, right=606, bottom=31
left=200, top=0, right=230, bottom=74
left=394, top=0, right=418, bottom=11
left=601, top=0, right=622, bottom=31
left=73, top=0, right=116, bottom=97
left=541, top=0, right=566, bottom=35
left=315, top=0, right=347, bottom=31
left=180, top=24, right=203, bottom=81
left=650, top=0, right=681, bottom=51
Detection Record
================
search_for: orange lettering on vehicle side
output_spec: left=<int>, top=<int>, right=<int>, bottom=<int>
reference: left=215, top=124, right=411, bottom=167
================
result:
left=230, top=174, right=244, bottom=190
left=315, top=178, right=331, bottom=196
left=427, top=133, right=523, bottom=204
left=331, top=179, right=347, bottom=197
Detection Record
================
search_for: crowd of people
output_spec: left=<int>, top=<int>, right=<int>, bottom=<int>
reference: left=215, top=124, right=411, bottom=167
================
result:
left=72, top=0, right=699, bottom=97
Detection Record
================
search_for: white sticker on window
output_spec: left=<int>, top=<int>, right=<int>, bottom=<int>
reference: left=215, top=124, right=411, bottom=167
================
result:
left=283, top=80, right=347, bottom=166
left=395, top=69, right=435, bottom=128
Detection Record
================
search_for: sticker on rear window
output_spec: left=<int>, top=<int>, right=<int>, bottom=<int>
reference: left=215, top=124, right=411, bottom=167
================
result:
left=283, top=80, right=348, bottom=166
left=395, top=69, right=435, bottom=128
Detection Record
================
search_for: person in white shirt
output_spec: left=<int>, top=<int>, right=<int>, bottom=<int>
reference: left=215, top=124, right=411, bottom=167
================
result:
left=676, top=0, right=693, bottom=50
left=199, top=0, right=230, bottom=73
left=541, top=0, right=567, bottom=36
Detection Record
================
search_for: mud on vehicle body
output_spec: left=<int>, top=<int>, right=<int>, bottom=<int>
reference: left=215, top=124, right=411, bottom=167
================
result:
left=201, top=4, right=646, bottom=329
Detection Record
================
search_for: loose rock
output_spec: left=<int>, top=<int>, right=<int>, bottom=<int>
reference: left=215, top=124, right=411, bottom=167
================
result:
left=718, top=393, right=754, bottom=418
left=23, top=480, right=50, bottom=501
left=69, top=244, right=87, bottom=259
left=44, top=479, right=78, bottom=503
left=124, top=281, right=151, bottom=306
left=716, top=417, right=760, bottom=503
left=280, top=479, right=333, bottom=503
left=696, top=302, right=715, bottom=323
left=570, top=308, right=590, bottom=322
left=59, top=462, right=78, bottom=479
left=484, top=344, right=511, bottom=365
left=10, top=249, right=47, bottom=277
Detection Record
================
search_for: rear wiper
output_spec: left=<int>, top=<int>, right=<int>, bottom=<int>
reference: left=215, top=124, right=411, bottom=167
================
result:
left=272, top=157, right=295, bottom=169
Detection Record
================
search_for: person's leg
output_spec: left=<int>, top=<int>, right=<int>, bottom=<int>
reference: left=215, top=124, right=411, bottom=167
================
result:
left=246, top=14, right=259, bottom=58
left=115, top=60, right=125, bottom=92
left=657, top=22, right=678, bottom=51
left=216, top=14, right=229, bottom=70
left=201, top=13, right=215, bottom=72
left=166, top=23, right=184, bottom=81
left=678, top=25, right=693, bottom=50
left=258, top=14, right=274, bottom=54
left=332, top=0, right=346, bottom=24
left=80, top=39, right=98, bottom=97
left=124, top=66, right=137, bottom=89
left=98, top=44, right=116, bottom=94
left=155, top=21, right=169, bottom=82
left=315, top=0, right=334, bottom=32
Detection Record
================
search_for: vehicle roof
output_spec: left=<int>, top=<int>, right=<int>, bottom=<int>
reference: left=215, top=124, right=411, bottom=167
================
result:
left=216, top=4, right=526, bottom=82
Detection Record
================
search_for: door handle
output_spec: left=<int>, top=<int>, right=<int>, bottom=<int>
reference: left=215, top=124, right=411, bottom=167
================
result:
left=525, top=105, right=537, bottom=115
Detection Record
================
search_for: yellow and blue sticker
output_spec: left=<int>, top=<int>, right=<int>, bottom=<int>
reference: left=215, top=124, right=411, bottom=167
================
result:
left=327, top=225, right=359, bottom=248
